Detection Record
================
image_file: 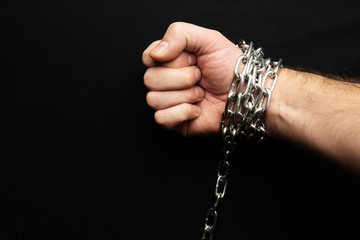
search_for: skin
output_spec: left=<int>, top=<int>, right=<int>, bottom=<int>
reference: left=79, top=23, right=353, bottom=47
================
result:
left=142, top=22, right=360, bottom=172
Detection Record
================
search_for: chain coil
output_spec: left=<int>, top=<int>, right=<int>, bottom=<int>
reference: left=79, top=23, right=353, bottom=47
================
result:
left=202, top=40, right=283, bottom=240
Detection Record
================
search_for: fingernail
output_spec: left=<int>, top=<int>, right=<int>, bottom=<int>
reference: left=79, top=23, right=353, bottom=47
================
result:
left=150, top=40, right=168, bottom=54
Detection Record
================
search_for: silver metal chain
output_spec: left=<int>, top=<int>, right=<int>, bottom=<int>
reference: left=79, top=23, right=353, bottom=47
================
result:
left=201, top=40, right=283, bottom=240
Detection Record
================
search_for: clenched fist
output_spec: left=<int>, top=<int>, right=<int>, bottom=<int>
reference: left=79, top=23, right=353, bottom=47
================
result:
left=142, top=22, right=242, bottom=136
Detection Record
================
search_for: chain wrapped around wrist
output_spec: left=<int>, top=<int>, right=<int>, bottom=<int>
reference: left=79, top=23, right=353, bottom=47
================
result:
left=202, top=40, right=283, bottom=240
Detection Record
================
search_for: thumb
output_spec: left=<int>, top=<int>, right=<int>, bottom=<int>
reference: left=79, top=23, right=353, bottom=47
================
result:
left=149, top=22, right=223, bottom=62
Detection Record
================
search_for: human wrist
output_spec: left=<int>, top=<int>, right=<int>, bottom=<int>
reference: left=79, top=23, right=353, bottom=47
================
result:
left=264, top=67, right=291, bottom=139
left=221, top=41, right=282, bottom=142
left=265, top=68, right=314, bottom=141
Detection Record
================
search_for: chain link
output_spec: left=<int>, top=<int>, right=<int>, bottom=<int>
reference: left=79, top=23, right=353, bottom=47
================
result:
left=202, top=40, right=282, bottom=240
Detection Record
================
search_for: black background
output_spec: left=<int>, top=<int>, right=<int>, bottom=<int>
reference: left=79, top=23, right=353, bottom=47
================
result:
left=1, top=0, right=360, bottom=239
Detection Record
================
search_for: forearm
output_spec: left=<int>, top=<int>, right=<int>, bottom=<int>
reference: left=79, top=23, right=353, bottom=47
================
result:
left=267, top=68, right=360, bottom=170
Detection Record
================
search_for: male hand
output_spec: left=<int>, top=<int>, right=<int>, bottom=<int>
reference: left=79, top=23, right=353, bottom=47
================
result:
left=142, top=22, right=242, bottom=136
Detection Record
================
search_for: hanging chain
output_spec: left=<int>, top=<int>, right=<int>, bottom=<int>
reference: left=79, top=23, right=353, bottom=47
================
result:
left=201, top=40, right=283, bottom=240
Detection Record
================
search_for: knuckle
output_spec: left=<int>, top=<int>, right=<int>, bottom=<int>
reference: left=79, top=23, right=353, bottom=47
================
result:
left=154, top=111, right=166, bottom=125
left=143, top=68, right=153, bottom=89
left=142, top=49, right=148, bottom=64
left=146, top=92, right=161, bottom=109
left=145, top=92, right=154, bottom=107
left=211, top=29, right=223, bottom=38
left=168, top=22, right=184, bottom=32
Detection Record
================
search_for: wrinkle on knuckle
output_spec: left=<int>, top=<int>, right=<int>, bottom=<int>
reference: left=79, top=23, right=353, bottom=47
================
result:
left=148, top=92, right=163, bottom=109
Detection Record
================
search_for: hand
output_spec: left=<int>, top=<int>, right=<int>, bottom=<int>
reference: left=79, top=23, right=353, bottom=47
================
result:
left=142, top=22, right=242, bottom=136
